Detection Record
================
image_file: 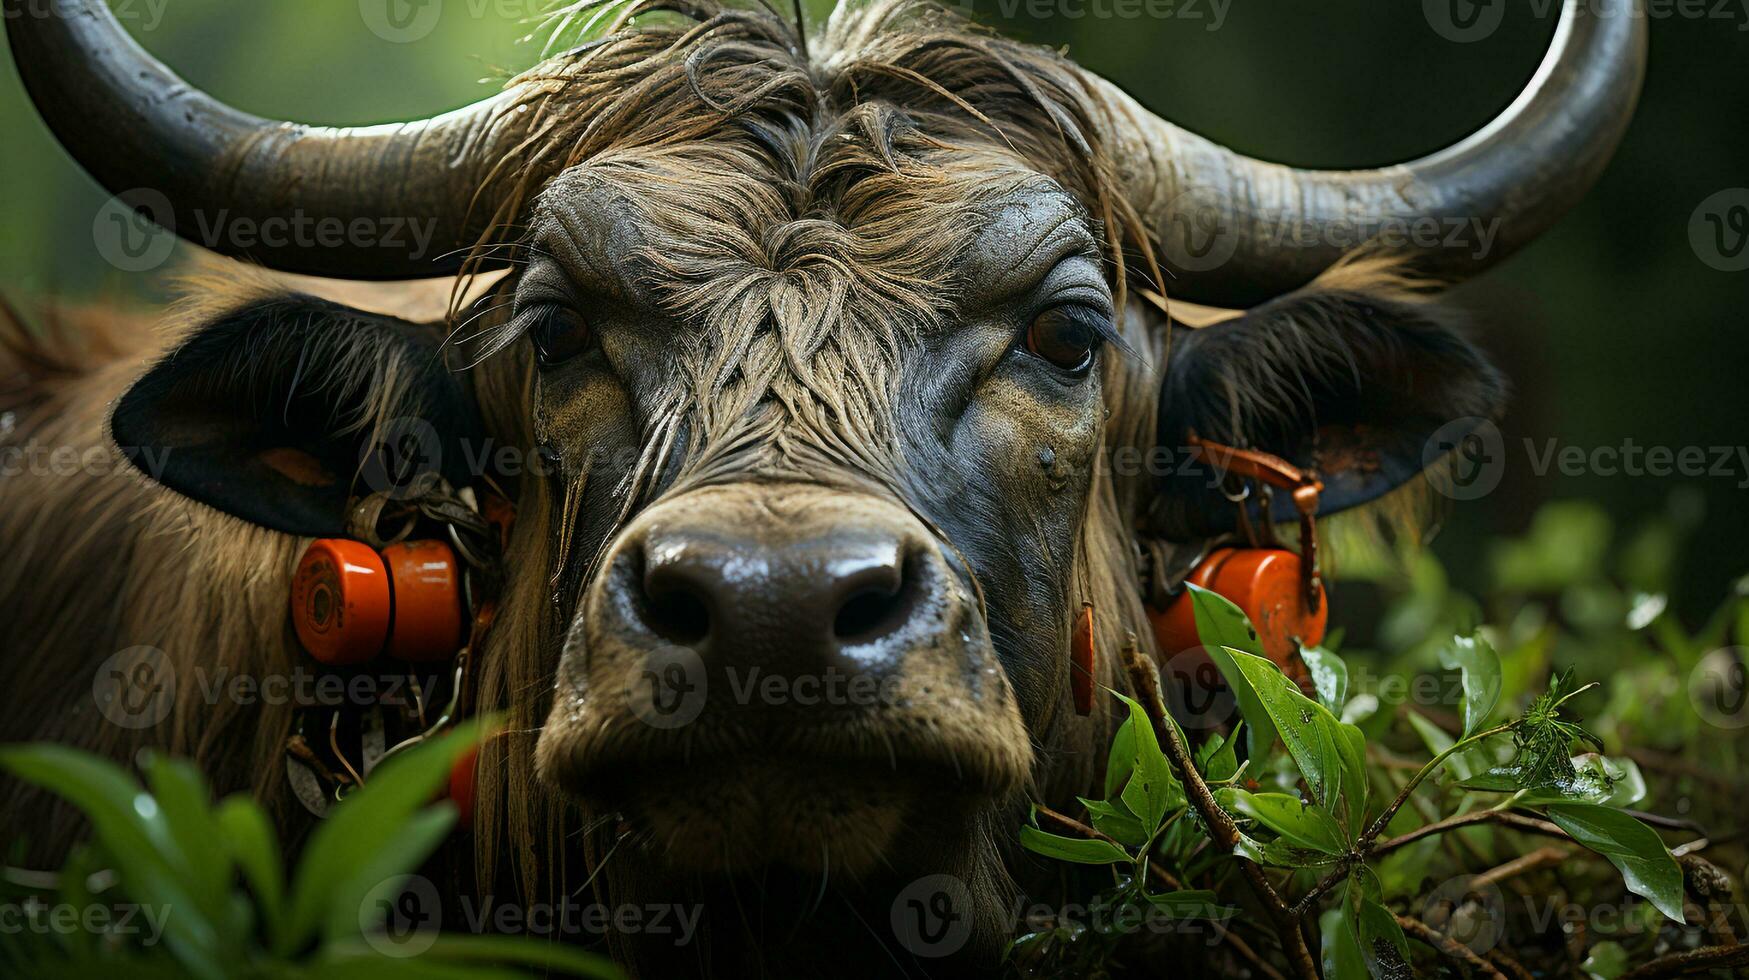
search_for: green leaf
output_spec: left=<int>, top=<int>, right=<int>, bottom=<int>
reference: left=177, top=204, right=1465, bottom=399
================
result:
left=1144, top=890, right=1235, bottom=920
left=1228, top=790, right=1346, bottom=855
left=1188, top=584, right=1277, bottom=759
left=215, top=794, right=285, bottom=941
left=0, top=744, right=224, bottom=980
left=1219, top=645, right=1368, bottom=835
left=1463, top=755, right=1647, bottom=807
left=1196, top=724, right=1242, bottom=782
left=1104, top=714, right=1136, bottom=799
left=1079, top=798, right=1148, bottom=847
left=1545, top=803, right=1684, bottom=922
left=140, top=754, right=230, bottom=918
left=1320, top=904, right=1368, bottom=980
left=1019, top=827, right=1131, bottom=865
left=325, top=805, right=459, bottom=946
left=1438, top=633, right=1503, bottom=737
left=1301, top=646, right=1349, bottom=712
left=1112, top=693, right=1183, bottom=831
left=414, top=935, right=625, bottom=978
left=1349, top=869, right=1412, bottom=979
left=282, top=718, right=493, bottom=955
left=1582, top=940, right=1630, bottom=980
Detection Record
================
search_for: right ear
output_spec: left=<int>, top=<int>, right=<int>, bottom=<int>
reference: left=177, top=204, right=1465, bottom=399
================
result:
left=111, top=291, right=485, bottom=537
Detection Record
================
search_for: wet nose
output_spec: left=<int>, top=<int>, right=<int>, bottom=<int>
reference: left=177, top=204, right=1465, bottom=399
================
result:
left=601, top=490, right=941, bottom=675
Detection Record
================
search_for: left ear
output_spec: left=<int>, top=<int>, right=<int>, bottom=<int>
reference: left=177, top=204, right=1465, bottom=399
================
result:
left=111, top=291, right=484, bottom=537
left=1152, top=265, right=1506, bottom=538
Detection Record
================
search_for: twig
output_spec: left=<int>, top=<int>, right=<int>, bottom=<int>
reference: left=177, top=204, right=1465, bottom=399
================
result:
left=1034, top=804, right=1185, bottom=892
left=1122, top=638, right=1320, bottom=980
left=1469, top=845, right=1568, bottom=891
left=1620, top=943, right=1749, bottom=979
left=1223, top=927, right=1290, bottom=980
left=1396, top=913, right=1508, bottom=980
left=1296, top=811, right=1570, bottom=917
left=1485, top=947, right=1537, bottom=980
left=1623, top=808, right=1710, bottom=836
left=1357, top=721, right=1515, bottom=852
left=1374, top=810, right=1569, bottom=858
left=1625, top=746, right=1749, bottom=792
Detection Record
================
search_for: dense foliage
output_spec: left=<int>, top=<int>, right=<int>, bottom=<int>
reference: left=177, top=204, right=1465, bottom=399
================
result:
left=1015, top=496, right=1749, bottom=977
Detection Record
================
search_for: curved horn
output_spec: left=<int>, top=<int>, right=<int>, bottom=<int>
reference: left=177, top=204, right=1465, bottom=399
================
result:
left=5, top=0, right=534, bottom=279
left=1093, top=0, right=1648, bottom=308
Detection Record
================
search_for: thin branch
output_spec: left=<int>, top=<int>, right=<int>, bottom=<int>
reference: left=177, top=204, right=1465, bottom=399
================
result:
left=1222, top=926, right=1290, bottom=980
left=1373, top=810, right=1570, bottom=858
left=1396, top=913, right=1508, bottom=980
left=1620, top=943, right=1749, bottom=979
left=1122, top=638, right=1320, bottom=980
left=1625, top=746, right=1749, bottom=792
left=1469, top=845, right=1569, bottom=892
left=1357, top=721, right=1515, bottom=852
left=1296, top=811, right=1570, bottom=917
left=1485, top=947, right=1537, bottom=980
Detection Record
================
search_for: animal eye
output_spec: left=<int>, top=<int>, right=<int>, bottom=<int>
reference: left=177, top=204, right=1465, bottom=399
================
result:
left=1024, top=306, right=1102, bottom=374
left=529, top=308, right=593, bottom=367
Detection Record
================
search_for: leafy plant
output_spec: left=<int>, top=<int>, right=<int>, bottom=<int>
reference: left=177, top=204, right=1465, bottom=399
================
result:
left=0, top=719, right=621, bottom=979
left=1013, top=497, right=1739, bottom=979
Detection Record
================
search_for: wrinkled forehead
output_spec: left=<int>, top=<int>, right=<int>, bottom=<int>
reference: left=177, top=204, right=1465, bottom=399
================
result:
left=518, top=145, right=1104, bottom=321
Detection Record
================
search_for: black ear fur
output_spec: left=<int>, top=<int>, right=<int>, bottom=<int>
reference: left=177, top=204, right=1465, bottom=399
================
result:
left=1153, top=278, right=1506, bottom=539
left=112, top=293, right=483, bottom=537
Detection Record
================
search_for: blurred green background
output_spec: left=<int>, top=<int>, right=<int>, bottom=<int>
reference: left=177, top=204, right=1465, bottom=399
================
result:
left=1, top=0, right=1745, bottom=621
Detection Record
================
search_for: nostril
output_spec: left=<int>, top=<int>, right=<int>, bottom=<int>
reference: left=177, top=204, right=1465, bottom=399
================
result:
left=632, top=545, right=713, bottom=646
left=832, top=551, right=922, bottom=644
left=646, top=587, right=711, bottom=646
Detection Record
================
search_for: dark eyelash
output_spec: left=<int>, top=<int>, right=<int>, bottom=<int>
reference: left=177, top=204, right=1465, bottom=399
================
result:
left=1045, top=304, right=1135, bottom=360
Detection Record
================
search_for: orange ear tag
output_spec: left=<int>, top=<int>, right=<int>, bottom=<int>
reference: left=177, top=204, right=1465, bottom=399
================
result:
left=1071, top=601, right=1096, bottom=716
left=1148, top=548, right=1327, bottom=672
left=291, top=538, right=467, bottom=666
